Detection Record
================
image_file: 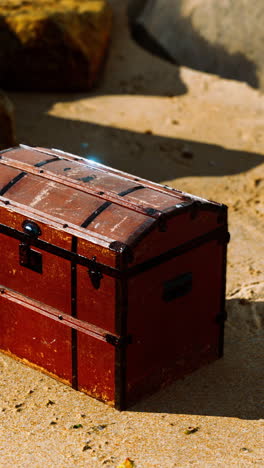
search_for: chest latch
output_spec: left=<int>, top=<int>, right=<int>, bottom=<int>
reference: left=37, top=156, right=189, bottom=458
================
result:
left=88, top=256, right=103, bottom=289
left=19, top=220, right=43, bottom=274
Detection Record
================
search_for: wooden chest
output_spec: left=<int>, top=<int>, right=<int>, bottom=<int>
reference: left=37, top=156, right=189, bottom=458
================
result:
left=0, top=145, right=229, bottom=409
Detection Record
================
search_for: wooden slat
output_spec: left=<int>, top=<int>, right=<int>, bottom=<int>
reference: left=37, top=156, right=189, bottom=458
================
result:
left=0, top=196, right=116, bottom=247
left=0, top=287, right=121, bottom=345
left=27, top=145, right=198, bottom=203
left=0, top=156, right=164, bottom=220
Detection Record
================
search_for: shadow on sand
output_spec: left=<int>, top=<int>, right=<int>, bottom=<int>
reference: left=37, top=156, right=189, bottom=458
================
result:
left=9, top=93, right=264, bottom=184
left=130, top=299, right=263, bottom=420
left=5, top=0, right=263, bottom=182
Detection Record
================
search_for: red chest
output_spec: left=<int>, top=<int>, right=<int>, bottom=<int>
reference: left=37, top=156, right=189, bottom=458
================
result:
left=0, top=145, right=229, bottom=409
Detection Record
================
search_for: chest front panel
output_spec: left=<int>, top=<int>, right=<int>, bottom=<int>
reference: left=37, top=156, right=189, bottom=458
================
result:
left=0, top=209, right=72, bottom=314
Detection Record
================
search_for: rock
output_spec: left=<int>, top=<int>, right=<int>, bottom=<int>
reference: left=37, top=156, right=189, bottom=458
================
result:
left=129, top=0, right=264, bottom=89
left=127, top=0, right=175, bottom=63
left=0, top=90, right=16, bottom=150
left=0, top=0, right=112, bottom=91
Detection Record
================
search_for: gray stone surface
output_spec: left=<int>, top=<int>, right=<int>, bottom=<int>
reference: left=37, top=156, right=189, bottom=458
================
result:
left=0, top=90, right=16, bottom=149
left=128, top=0, right=264, bottom=89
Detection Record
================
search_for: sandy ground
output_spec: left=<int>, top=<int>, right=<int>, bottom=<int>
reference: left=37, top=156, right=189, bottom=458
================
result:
left=0, top=1, right=263, bottom=467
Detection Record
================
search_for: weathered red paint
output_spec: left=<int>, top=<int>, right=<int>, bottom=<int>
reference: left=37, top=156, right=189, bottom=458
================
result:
left=126, top=239, right=223, bottom=406
left=0, top=145, right=229, bottom=408
left=0, top=291, right=73, bottom=384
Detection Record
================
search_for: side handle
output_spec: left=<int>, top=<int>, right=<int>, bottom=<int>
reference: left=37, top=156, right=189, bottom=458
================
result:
left=162, top=272, right=193, bottom=302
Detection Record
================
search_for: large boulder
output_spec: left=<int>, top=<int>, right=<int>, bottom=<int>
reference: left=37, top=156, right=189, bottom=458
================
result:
left=129, top=0, right=264, bottom=89
left=127, top=0, right=175, bottom=63
left=0, top=90, right=16, bottom=150
left=0, top=0, right=112, bottom=91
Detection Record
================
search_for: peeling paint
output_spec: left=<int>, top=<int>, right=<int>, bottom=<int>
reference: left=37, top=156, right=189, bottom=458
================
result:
left=77, top=176, right=95, bottom=183
left=0, top=347, right=72, bottom=387
left=30, top=182, right=56, bottom=208
left=110, top=216, right=128, bottom=233
left=41, top=339, right=56, bottom=345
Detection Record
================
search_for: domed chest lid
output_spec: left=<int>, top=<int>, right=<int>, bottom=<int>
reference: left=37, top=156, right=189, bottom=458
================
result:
left=0, top=145, right=210, bottom=245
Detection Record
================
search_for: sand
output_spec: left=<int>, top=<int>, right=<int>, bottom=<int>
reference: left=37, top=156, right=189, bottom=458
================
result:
left=0, top=1, right=263, bottom=466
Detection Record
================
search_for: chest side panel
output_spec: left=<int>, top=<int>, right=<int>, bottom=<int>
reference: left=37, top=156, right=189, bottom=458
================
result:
left=128, top=207, right=225, bottom=266
left=126, top=238, right=225, bottom=406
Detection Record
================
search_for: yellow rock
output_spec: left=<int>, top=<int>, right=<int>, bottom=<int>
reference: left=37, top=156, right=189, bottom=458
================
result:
left=117, top=458, right=135, bottom=468
left=0, top=0, right=112, bottom=90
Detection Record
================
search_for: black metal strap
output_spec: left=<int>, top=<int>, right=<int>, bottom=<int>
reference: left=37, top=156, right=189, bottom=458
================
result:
left=0, top=172, right=27, bottom=196
left=0, top=222, right=121, bottom=277
left=0, top=157, right=60, bottom=196
left=81, top=185, right=145, bottom=228
left=118, top=186, right=145, bottom=197
left=34, top=157, right=60, bottom=168
left=81, top=201, right=112, bottom=228
left=0, top=221, right=229, bottom=278
left=127, top=225, right=229, bottom=277
left=71, top=236, right=78, bottom=389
